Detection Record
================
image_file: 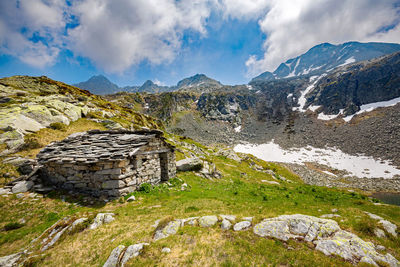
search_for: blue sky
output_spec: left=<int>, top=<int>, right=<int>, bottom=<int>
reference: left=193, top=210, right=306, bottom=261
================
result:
left=1, top=0, right=400, bottom=87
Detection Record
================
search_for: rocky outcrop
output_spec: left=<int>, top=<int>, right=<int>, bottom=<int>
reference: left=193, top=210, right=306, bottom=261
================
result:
left=103, top=243, right=149, bottom=267
left=150, top=214, right=399, bottom=266
left=176, top=158, right=203, bottom=172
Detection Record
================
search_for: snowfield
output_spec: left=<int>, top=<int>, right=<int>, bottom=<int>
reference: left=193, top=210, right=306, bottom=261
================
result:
left=234, top=141, right=400, bottom=179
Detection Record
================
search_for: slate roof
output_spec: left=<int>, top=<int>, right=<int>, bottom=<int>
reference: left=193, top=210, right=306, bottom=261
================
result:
left=37, top=129, right=171, bottom=164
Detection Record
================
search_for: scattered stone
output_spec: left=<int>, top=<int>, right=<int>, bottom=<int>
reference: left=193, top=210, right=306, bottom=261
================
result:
left=233, top=221, right=251, bottom=231
left=19, top=218, right=26, bottom=224
left=365, top=212, right=384, bottom=220
left=0, top=188, right=11, bottom=195
left=320, top=214, right=341, bottom=218
left=120, top=243, right=149, bottom=266
left=243, top=217, right=253, bottom=222
left=176, top=158, right=202, bottom=172
left=181, top=183, right=188, bottom=191
left=198, top=216, right=218, bottom=227
left=151, top=219, right=160, bottom=228
left=331, top=208, right=338, bottom=213
left=153, top=220, right=181, bottom=241
left=161, top=247, right=171, bottom=253
left=379, top=220, right=397, bottom=237
left=221, top=219, right=232, bottom=230
left=89, top=213, right=115, bottom=230
left=220, top=215, right=236, bottom=222
left=127, top=195, right=136, bottom=202
left=103, top=245, right=125, bottom=267
left=374, top=228, right=386, bottom=238
left=180, top=217, right=199, bottom=226
left=11, top=181, right=34, bottom=193
left=16, top=193, right=24, bottom=199
left=261, top=180, right=280, bottom=185
left=0, top=252, right=22, bottom=267
left=376, top=245, right=386, bottom=251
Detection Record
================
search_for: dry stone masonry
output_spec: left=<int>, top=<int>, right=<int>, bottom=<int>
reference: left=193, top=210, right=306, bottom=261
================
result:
left=37, top=129, right=176, bottom=198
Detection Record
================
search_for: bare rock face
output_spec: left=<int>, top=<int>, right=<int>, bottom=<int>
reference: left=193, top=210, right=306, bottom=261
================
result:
left=103, top=245, right=126, bottom=267
left=0, top=253, right=22, bottom=267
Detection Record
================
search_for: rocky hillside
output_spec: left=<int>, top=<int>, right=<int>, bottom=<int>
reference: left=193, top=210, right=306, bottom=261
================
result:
left=251, top=41, right=400, bottom=82
left=0, top=76, right=160, bottom=156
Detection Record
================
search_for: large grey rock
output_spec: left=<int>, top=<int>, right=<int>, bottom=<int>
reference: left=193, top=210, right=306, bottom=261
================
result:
left=12, top=181, right=34, bottom=193
left=153, top=220, right=181, bottom=241
left=120, top=243, right=149, bottom=266
left=103, top=245, right=125, bottom=267
left=253, top=214, right=399, bottom=266
left=0, top=252, right=22, bottom=267
left=221, top=219, right=232, bottom=230
left=233, top=221, right=251, bottom=231
left=89, top=213, right=115, bottom=230
left=315, top=230, right=399, bottom=266
left=253, top=214, right=341, bottom=242
left=176, top=158, right=203, bottom=172
left=198, top=215, right=218, bottom=227
left=379, top=220, right=397, bottom=237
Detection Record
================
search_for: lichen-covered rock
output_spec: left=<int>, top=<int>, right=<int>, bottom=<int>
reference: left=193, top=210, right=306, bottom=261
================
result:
left=379, top=220, right=398, bottom=238
left=89, top=213, right=115, bottom=230
left=233, top=221, right=251, bottom=231
left=153, top=220, right=181, bottom=241
left=220, top=215, right=236, bottom=222
left=253, top=214, right=341, bottom=242
left=315, top=230, right=399, bottom=266
left=120, top=243, right=149, bottom=266
left=221, top=219, right=232, bottom=230
left=374, top=228, right=386, bottom=238
left=198, top=215, right=219, bottom=227
left=103, top=245, right=125, bottom=267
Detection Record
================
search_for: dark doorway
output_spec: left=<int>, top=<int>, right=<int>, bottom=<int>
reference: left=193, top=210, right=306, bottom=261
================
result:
left=160, top=153, right=169, bottom=181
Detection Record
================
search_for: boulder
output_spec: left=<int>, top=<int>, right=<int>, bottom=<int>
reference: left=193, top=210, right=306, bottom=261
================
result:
left=220, top=215, right=236, bottom=222
left=176, top=158, right=203, bottom=172
left=153, top=220, right=181, bottom=241
left=198, top=216, right=219, bottom=227
left=161, top=247, right=171, bottom=253
left=89, top=213, right=115, bottom=230
left=379, top=220, right=397, bottom=237
left=120, top=243, right=149, bottom=266
left=233, top=221, right=251, bottom=231
left=374, top=228, right=386, bottom=238
left=221, top=219, right=232, bottom=230
left=103, top=245, right=125, bottom=267
left=12, top=181, right=34, bottom=193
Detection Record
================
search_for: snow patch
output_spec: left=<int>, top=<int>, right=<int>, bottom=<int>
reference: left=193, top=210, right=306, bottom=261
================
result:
left=246, top=85, right=254, bottom=90
left=317, top=109, right=344, bottom=121
left=234, top=141, right=400, bottom=179
left=338, top=57, right=355, bottom=67
left=343, top=97, right=400, bottom=122
left=308, top=105, right=321, bottom=112
left=287, top=93, right=293, bottom=98
left=234, top=125, right=242, bottom=133
left=294, top=75, right=324, bottom=112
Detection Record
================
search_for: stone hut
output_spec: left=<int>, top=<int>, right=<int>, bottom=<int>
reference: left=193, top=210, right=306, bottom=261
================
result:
left=37, top=129, right=176, bottom=197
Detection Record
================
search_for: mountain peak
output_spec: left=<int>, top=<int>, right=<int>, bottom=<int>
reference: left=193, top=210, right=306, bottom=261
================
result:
left=177, top=74, right=222, bottom=89
left=250, top=41, right=400, bottom=83
left=74, top=75, right=119, bottom=95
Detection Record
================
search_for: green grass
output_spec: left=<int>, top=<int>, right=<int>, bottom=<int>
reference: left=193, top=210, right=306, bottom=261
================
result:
left=1, top=133, right=399, bottom=266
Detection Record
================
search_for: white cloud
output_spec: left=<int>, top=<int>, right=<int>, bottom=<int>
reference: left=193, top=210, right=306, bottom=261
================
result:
left=68, top=0, right=213, bottom=72
left=0, top=0, right=67, bottom=67
left=153, top=79, right=165, bottom=86
left=217, top=0, right=270, bottom=19
left=246, top=0, right=400, bottom=77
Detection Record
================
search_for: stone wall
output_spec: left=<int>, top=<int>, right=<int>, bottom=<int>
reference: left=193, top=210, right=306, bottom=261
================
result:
left=39, top=134, right=175, bottom=198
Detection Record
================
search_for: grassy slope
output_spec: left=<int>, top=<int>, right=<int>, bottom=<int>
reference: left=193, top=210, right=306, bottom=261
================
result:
left=0, top=137, right=399, bottom=266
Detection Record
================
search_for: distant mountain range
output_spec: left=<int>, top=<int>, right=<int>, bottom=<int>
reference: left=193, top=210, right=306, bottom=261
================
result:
left=251, top=41, right=400, bottom=82
left=74, top=74, right=222, bottom=95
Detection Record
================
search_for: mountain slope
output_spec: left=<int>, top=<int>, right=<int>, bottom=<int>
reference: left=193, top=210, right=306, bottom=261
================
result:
left=251, top=42, right=400, bottom=82
left=74, top=75, right=120, bottom=95
left=304, top=51, right=400, bottom=117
